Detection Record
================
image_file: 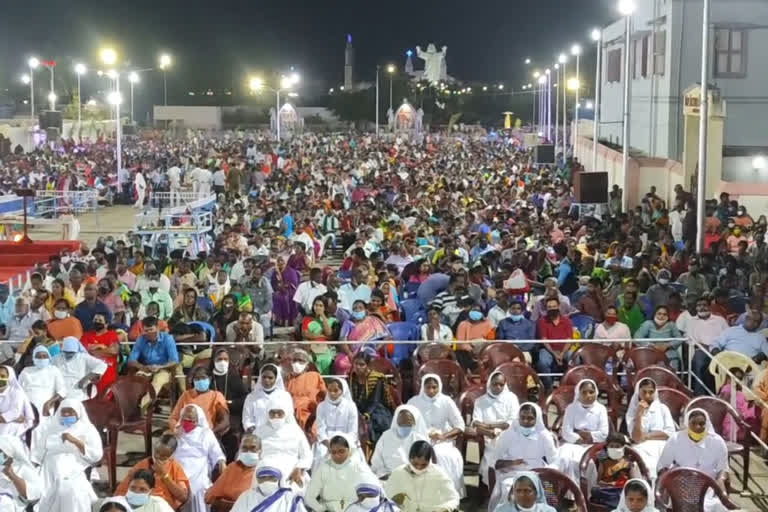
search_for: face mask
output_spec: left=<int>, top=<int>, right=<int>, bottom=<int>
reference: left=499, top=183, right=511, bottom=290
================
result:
left=259, top=481, right=280, bottom=495
left=214, top=361, right=229, bottom=375
left=292, top=362, right=307, bottom=374
left=518, top=425, right=536, bottom=437
left=92, top=321, right=105, bottom=331
left=657, top=278, right=669, bottom=285
left=126, top=490, right=151, bottom=507
left=547, top=309, right=559, bottom=318
left=469, top=310, right=483, bottom=321
left=509, top=314, right=524, bottom=322
left=238, top=451, right=260, bottom=467
left=63, top=352, right=76, bottom=361
left=269, top=417, right=285, bottom=429
left=607, top=446, right=625, bottom=460
left=605, top=314, right=618, bottom=323
left=34, top=357, right=50, bottom=368
left=329, top=396, right=342, bottom=405
left=408, top=464, right=427, bottom=475
left=181, top=419, right=197, bottom=433
left=396, top=425, right=412, bottom=438
left=697, top=311, right=711, bottom=319
left=194, top=378, right=211, bottom=392
left=48, top=343, right=61, bottom=358
left=688, top=429, right=707, bottom=442
left=60, top=415, right=78, bottom=428
left=54, top=310, right=68, bottom=319
left=360, top=497, right=380, bottom=510
left=351, top=310, right=366, bottom=321
left=517, top=504, right=537, bottom=512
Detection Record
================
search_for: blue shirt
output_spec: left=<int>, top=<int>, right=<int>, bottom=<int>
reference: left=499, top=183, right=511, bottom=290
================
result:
left=74, top=299, right=113, bottom=331
left=496, top=317, right=536, bottom=351
left=282, top=214, right=294, bottom=238
left=557, top=259, right=574, bottom=288
left=713, top=325, right=768, bottom=358
left=128, top=331, right=180, bottom=365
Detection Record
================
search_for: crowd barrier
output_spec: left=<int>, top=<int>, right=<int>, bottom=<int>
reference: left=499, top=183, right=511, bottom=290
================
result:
left=34, top=190, right=100, bottom=216
left=149, top=190, right=211, bottom=209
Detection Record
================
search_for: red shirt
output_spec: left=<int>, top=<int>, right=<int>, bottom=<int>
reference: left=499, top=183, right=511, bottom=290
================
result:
left=537, top=315, right=574, bottom=351
left=80, top=330, right=120, bottom=394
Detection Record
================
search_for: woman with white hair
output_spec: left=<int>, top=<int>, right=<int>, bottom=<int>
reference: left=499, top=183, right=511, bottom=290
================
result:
left=174, top=403, right=226, bottom=512
left=34, top=398, right=103, bottom=511
left=0, top=434, right=42, bottom=511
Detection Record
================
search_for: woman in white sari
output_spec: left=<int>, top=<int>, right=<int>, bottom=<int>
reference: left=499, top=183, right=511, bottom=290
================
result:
left=557, top=379, right=610, bottom=485
left=406, top=373, right=466, bottom=497
left=0, top=434, right=42, bottom=511
left=174, top=403, right=226, bottom=512
left=471, top=370, right=519, bottom=487
left=489, top=402, right=557, bottom=512
left=243, top=364, right=294, bottom=433
left=611, top=479, right=659, bottom=512
left=0, top=365, right=34, bottom=437
left=305, top=433, right=377, bottom=512
left=34, top=398, right=103, bottom=512
left=625, top=378, right=675, bottom=477
left=19, top=345, right=67, bottom=452
left=657, top=408, right=729, bottom=512
left=255, top=395, right=312, bottom=493
left=313, top=377, right=359, bottom=467
left=371, top=404, right=429, bottom=479
left=231, top=463, right=308, bottom=512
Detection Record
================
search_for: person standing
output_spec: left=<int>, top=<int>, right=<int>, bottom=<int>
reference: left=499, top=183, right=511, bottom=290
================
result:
left=167, top=163, right=182, bottom=208
left=134, top=170, right=147, bottom=209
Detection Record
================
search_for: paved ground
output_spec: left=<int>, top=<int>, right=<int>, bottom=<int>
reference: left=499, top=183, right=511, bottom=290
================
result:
left=28, top=203, right=138, bottom=245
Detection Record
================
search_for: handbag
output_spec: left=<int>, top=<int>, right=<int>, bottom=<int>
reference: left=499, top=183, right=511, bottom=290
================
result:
left=365, top=378, right=393, bottom=443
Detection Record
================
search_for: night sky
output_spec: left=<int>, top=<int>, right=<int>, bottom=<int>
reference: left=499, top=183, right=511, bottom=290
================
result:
left=2, top=0, right=619, bottom=105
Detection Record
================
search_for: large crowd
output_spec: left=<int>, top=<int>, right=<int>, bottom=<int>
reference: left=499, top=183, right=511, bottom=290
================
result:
left=0, top=129, right=764, bottom=512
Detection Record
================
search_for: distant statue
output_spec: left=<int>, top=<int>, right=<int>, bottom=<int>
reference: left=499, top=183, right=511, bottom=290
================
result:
left=416, top=44, right=447, bottom=84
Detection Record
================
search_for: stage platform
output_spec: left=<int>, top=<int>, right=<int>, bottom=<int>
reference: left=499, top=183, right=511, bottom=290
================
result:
left=0, top=240, right=81, bottom=287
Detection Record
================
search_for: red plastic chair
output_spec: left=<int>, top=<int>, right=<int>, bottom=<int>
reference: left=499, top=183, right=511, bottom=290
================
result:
left=561, top=364, right=624, bottom=427
left=457, top=386, right=486, bottom=473
left=415, top=343, right=456, bottom=365
left=82, top=396, right=121, bottom=491
left=686, top=396, right=752, bottom=492
left=108, top=376, right=158, bottom=456
left=569, top=344, right=620, bottom=378
left=656, top=387, right=691, bottom=426
left=479, top=342, right=524, bottom=378
left=493, top=361, right=545, bottom=405
left=578, top=444, right=651, bottom=512
left=655, top=467, right=740, bottom=511
left=533, top=467, right=589, bottom=511
left=623, top=347, right=671, bottom=386
left=632, top=365, right=692, bottom=395
left=414, top=359, right=467, bottom=400
left=543, top=385, right=574, bottom=431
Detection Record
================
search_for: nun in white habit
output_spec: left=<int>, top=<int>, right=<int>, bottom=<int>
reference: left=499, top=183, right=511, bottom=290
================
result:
left=657, top=408, right=730, bottom=512
left=243, top=363, right=294, bottom=433
left=488, top=402, right=558, bottom=512
left=174, top=403, right=226, bottom=512
left=0, top=434, right=42, bottom=511
left=19, top=345, right=66, bottom=453
left=471, top=370, right=520, bottom=486
left=52, top=336, right=107, bottom=401
left=230, top=463, right=308, bottom=512
left=370, top=404, right=429, bottom=478
left=556, top=379, right=610, bottom=485
left=625, top=378, right=675, bottom=478
left=0, top=365, right=34, bottom=438
left=611, top=479, right=659, bottom=512
left=254, top=395, right=313, bottom=494
left=34, top=398, right=103, bottom=512
left=312, top=377, right=360, bottom=467
left=406, top=373, right=466, bottom=498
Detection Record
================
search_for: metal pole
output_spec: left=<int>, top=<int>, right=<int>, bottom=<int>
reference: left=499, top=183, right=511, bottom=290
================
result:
left=163, top=70, right=168, bottom=106
left=375, top=66, right=380, bottom=136
left=532, top=85, right=537, bottom=129
left=276, top=89, right=281, bottom=141
left=575, top=54, right=580, bottom=147
left=77, top=74, right=81, bottom=124
left=563, top=60, right=567, bottom=152
left=593, top=36, right=602, bottom=172
left=621, top=15, right=632, bottom=212
left=116, top=75, right=122, bottom=183
left=389, top=75, right=393, bottom=114
left=696, top=0, right=710, bottom=253
left=547, top=74, right=552, bottom=141
left=30, top=71, right=35, bottom=121
left=50, top=66, right=55, bottom=110
left=555, top=67, right=560, bottom=152
left=130, top=82, right=135, bottom=124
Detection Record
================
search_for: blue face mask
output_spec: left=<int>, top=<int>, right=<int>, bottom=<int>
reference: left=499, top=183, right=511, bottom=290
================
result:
left=396, top=425, right=412, bottom=439
left=509, top=314, right=524, bottom=322
left=34, top=357, right=50, bottom=369
left=60, top=416, right=78, bottom=428
left=469, top=310, right=484, bottom=321
left=238, top=451, right=260, bottom=467
left=351, top=310, right=366, bottom=321
left=126, top=490, right=151, bottom=507
left=518, top=425, right=535, bottom=437
left=48, top=343, right=61, bottom=358
left=194, top=378, right=211, bottom=393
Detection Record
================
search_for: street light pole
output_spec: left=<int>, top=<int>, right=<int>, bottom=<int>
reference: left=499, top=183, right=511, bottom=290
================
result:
left=572, top=45, right=582, bottom=148
left=547, top=71, right=552, bottom=141
left=375, top=65, right=380, bottom=137
left=562, top=59, right=567, bottom=152
left=130, top=81, right=135, bottom=124
left=620, top=3, right=634, bottom=212
left=555, top=65, right=560, bottom=151
left=49, top=66, right=55, bottom=110
left=116, top=74, right=122, bottom=185
left=532, top=84, right=537, bottom=129
left=77, top=74, right=82, bottom=123
left=276, top=89, right=281, bottom=141
left=696, top=0, right=711, bottom=253
left=29, top=72, right=35, bottom=121
left=592, top=29, right=603, bottom=173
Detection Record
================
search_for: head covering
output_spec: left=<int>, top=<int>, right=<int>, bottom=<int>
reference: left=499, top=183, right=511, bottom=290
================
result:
left=99, top=497, right=134, bottom=512
left=265, top=394, right=295, bottom=425
left=0, top=434, right=33, bottom=469
left=516, top=401, right=548, bottom=438
left=32, top=344, right=51, bottom=360
left=53, top=398, right=94, bottom=433
left=500, top=471, right=549, bottom=509
left=614, top=479, right=658, bottom=512
left=573, top=378, right=598, bottom=404
left=389, top=404, right=429, bottom=437
left=181, top=402, right=211, bottom=433
left=683, top=407, right=717, bottom=435
left=323, top=376, right=353, bottom=405
left=419, top=373, right=444, bottom=398
left=626, top=378, right=660, bottom=432
left=62, top=336, right=86, bottom=353
left=254, top=363, right=286, bottom=394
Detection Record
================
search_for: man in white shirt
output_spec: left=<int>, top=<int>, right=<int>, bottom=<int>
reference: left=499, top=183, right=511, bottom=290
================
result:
left=167, top=164, right=182, bottom=207
left=293, top=268, right=327, bottom=316
left=198, top=166, right=213, bottom=198
left=338, top=269, right=372, bottom=312
left=669, top=203, right=685, bottom=247
left=213, top=168, right=227, bottom=195
left=134, top=170, right=147, bottom=208
left=683, top=296, right=729, bottom=394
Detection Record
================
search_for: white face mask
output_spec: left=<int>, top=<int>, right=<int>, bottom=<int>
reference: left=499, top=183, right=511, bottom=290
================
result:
left=360, top=497, right=380, bottom=510
left=214, top=360, right=229, bottom=375
left=269, top=417, right=285, bottom=429
left=607, top=446, right=625, bottom=460
left=329, top=396, right=342, bottom=405
left=54, top=310, right=68, bottom=319
left=258, top=481, right=280, bottom=495
left=409, top=464, right=427, bottom=475
left=292, top=362, right=308, bottom=374
left=516, top=504, right=537, bottom=512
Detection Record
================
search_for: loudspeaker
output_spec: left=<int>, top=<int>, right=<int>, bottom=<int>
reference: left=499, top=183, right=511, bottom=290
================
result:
left=39, top=110, right=62, bottom=130
left=46, top=127, right=60, bottom=142
left=534, top=144, right=555, bottom=165
left=122, top=124, right=136, bottom=135
left=574, top=172, right=609, bottom=203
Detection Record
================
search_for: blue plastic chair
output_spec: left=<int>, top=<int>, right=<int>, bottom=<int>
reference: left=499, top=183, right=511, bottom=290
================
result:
left=386, top=321, right=420, bottom=366
left=570, top=313, right=595, bottom=340
left=197, top=296, right=214, bottom=315
left=728, top=295, right=749, bottom=315
left=639, top=295, right=653, bottom=319
left=400, top=298, right=427, bottom=324
left=669, top=282, right=688, bottom=295
left=402, top=282, right=421, bottom=299
left=190, top=321, right=216, bottom=342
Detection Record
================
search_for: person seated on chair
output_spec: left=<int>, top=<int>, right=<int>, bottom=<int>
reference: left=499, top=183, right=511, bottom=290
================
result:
left=230, top=464, right=309, bottom=512
left=589, top=433, right=640, bottom=510
left=123, top=469, right=176, bottom=512
left=0, top=434, right=43, bottom=512
left=285, top=348, right=327, bottom=430
left=495, top=299, right=536, bottom=353
left=535, top=296, right=574, bottom=390
left=205, top=433, right=261, bottom=505
left=52, top=336, right=107, bottom=401
left=209, top=348, right=249, bottom=461
left=46, top=298, right=84, bottom=341
left=421, top=307, right=454, bottom=343
left=116, top=433, right=190, bottom=510
left=611, top=478, right=659, bottom=512
left=370, top=405, right=428, bottom=479
left=169, top=365, right=230, bottom=436
left=13, top=319, right=55, bottom=370
left=633, top=305, right=683, bottom=370
left=455, top=302, right=494, bottom=372
left=73, top=282, right=113, bottom=331
left=243, top=363, right=294, bottom=434
left=226, top=311, right=265, bottom=364
left=128, top=301, right=169, bottom=341
left=126, top=316, right=184, bottom=406
left=80, top=313, right=120, bottom=395
left=492, top=471, right=556, bottom=512
left=301, top=296, right=339, bottom=375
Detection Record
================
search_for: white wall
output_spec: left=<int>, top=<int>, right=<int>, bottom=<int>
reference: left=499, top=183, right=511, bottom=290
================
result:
left=153, top=106, right=222, bottom=129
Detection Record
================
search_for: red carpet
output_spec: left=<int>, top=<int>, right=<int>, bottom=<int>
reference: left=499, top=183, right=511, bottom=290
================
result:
left=0, top=241, right=81, bottom=285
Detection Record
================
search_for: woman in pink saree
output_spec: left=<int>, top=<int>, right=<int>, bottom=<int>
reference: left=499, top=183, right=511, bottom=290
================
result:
left=333, top=300, right=393, bottom=375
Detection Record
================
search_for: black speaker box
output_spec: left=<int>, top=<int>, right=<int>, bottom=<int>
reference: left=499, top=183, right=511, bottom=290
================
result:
left=574, top=172, right=609, bottom=203
left=39, top=110, right=62, bottom=130
left=534, top=144, right=555, bottom=165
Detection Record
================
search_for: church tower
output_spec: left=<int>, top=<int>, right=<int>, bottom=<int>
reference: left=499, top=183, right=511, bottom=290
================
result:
left=344, top=34, right=354, bottom=90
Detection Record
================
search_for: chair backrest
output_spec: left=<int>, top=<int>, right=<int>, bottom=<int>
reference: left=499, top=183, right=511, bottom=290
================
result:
left=686, top=396, right=742, bottom=436
left=211, top=498, right=235, bottom=512
left=415, top=359, right=466, bottom=399
left=544, top=385, right=574, bottom=431
left=634, top=366, right=691, bottom=395
left=494, top=361, right=544, bottom=404
left=570, top=344, right=619, bottom=371
left=189, top=320, right=216, bottom=342
left=387, top=321, right=421, bottom=341
left=569, top=313, right=596, bottom=339
left=108, top=376, right=155, bottom=424
left=624, top=347, right=670, bottom=383
left=578, top=443, right=651, bottom=489
left=400, top=299, right=426, bottom=323
left=458, top=386, right=486, bottom=425
left=479, top=343, right=524, bottom=376
left=655, top=467, right=739, bottom=511
left=416, top=343, right=455, bottom=364
left=562, top=364, right=621, bottom=394
left=533, top=467, right=589, bottom=511
left=727, top=295, right=748, bottom=315
left=656, top=387, right=691, bottom=426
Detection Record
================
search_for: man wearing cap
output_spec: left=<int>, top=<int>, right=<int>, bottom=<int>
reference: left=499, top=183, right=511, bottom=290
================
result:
left=645, top=269, right=675, bottom=311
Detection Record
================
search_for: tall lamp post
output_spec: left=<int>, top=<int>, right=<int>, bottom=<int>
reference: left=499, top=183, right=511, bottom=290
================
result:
left=571, top=44, right=582, bottom=147
left=386, top=64, right=395, bottom=115
left=545, top=69, right=552, bottom=141
left=74, top=63, right=86, bottom=124
left=696, top=0, right=711, bottom=253
left=159, top=54, right=171, bottom=106
left=538, top=74, right=548, bottom=138
left=618, top=0, right=636, bottom=212
left=591, top=29, right=602, bottom=173
left=128, top=72, right=139, bottom=124
left=44, top=61, right=56, bottom=111
left=559, top=54, right=567, bottom=152
left=554, top=63, right=560, bottom=151
left=249, top=73, right=300, bottom=141
left=100, top=48, right=121, bottom=183
left=532, top=71, right=540, bottom=130
left=27, top=57, right=39, bottom=120
left=375, top=65, right=380, bottom=137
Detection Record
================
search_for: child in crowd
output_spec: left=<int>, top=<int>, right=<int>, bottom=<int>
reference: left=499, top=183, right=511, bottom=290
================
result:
left=590, top=433, right=640, bottom=510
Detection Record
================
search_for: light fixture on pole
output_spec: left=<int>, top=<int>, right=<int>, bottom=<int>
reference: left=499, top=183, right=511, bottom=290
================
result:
left=128, top=72, right=139, bottom=124
left=386, top=64, right=395, bottom=115
left=559, top=54, right=567, bottom=152
left=27, top=57, right=39, bottom=120
left=159, top=53, right=172, bottom=106
left=100, top=48, right=121, bottom=184
left=525, top=58, right=531, bottom=65
left=249, top=73, right=299, bottom=141
left=571, top=44, right=582, bottom=148
left=591, top=28, right=602, bottom=173
left=74, top=63, right=86, bottom=124
left=618, top=0, right=635, bottom=212
left=696, top=0, right=710, bottom=252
